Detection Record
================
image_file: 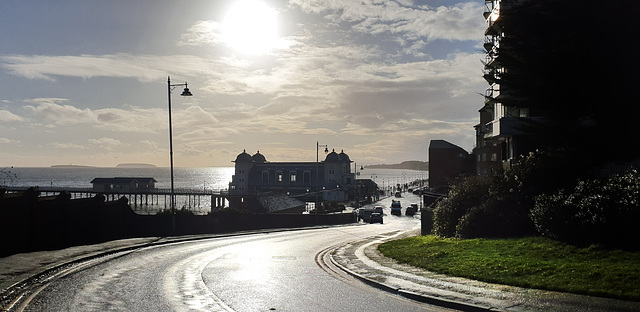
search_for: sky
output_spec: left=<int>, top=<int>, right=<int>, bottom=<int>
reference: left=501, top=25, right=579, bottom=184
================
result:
left=0, top=0, right=486, bottom=168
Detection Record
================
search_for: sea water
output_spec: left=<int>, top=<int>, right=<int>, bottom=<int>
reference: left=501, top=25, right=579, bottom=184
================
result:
left=2, top=167, right=426, bottom=213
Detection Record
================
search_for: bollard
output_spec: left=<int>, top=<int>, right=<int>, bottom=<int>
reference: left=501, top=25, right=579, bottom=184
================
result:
left=421, top=208, right=434, bottom=236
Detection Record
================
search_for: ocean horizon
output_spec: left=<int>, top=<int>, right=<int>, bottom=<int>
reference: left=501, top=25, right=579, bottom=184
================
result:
left=2, top=167, right=427, bottom=213
left=2, top=167, right=426, bottom=189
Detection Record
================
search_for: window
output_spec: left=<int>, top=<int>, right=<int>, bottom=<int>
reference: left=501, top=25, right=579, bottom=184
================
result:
left=290, top=172, right=297, bottom=183
left=277, top=171, right=283, bottom=183
left=329, top=169, right=335, bottom=174
left=303, top=171, right=311, bottom=185
left=491, top=153, right=498, bottom=161
left=494, top=103, right=504, bottom=119
left=262, top=171, right=269, bottom=184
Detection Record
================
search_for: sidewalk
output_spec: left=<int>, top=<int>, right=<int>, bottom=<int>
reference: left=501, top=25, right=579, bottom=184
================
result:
left=330, top=229, right=640, bottom=312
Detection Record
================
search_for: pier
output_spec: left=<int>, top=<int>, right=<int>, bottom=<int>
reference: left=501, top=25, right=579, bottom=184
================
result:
left=3, top=186, right=229, bottom=214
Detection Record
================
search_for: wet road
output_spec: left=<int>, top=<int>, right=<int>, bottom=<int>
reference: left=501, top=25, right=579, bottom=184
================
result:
left=21, top=194, right=452, bottom=311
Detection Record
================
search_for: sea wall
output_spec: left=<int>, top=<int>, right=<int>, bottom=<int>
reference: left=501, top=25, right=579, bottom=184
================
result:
left=0, top=188, right=356, bottom=257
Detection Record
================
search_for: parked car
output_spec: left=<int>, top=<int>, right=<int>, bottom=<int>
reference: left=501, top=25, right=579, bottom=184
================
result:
left=390, top=200, right=402, bottom=216
left=374, top=205, right=383, bottom=214
left=357, top=208, right=374, bottom=222
left=406, top=203, right=418, bottom=216
left=369, top=212, right=383, bottom=224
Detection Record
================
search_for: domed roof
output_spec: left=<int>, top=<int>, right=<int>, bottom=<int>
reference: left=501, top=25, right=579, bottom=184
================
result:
left=234, top=149, right=253, bottom=163
left=252, top=150, right=266, bottom=163
left=324, top=149, right=341, bottom=162
left=338, top=150, right=351, bottom=163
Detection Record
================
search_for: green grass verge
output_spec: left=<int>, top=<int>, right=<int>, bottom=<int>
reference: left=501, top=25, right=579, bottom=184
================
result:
left=378, top=235, right=640, bottom=301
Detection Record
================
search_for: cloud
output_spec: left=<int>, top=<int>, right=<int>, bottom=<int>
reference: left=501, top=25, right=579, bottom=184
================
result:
left=140, top=140, right=159, bottom=150
left=46, top=142, right=86, bottom=150
left=94, top=107, right=168, bottom=134
left=0, top=54, right=217, bottom=83
left=24, top=98, right=99, bottom=125
left=20, top=99, right=170, bottom=134
left=177, top=20, right=225, bottom=47
left=290, top=0, right=484, bottom=41
left=88, top=137, right=123, bottom=150
left=0, top=138, right=20, bottom=144
left=0, top=110, right=25, bottom=122
left=180, top=105, right=219, bottom=126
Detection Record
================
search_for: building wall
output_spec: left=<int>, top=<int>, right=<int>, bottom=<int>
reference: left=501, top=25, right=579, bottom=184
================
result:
left=229, top=151, right=355, bottom=202
left=429, top=140, right=474, bottom=190
left=478, top=0, right=537, bottom=173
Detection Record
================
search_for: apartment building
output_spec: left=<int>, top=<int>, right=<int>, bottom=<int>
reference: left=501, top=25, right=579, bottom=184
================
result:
left=475, top=0, right=540, bottom=175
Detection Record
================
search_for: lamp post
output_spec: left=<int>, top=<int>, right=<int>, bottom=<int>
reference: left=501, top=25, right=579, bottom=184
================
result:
left=316, top=141, right=328, bottom=214
left=167, top=76, right=193, bottom=215
left=354, top=162, right=360, bottom=208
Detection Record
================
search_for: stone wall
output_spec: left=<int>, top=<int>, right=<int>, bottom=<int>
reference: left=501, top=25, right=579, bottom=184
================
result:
left=0, top=188, right=356, bottom=257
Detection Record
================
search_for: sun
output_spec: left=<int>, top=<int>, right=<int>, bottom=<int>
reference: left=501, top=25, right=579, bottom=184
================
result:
left=222, top=0, right=278, bottom=55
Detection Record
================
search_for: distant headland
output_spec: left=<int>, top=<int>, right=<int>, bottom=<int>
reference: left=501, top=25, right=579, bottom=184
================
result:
left=51, top=164, right=95, bottom=168
left=115, top=163, right=157, bottom=168
left=364, top=161, right=428, bottom=171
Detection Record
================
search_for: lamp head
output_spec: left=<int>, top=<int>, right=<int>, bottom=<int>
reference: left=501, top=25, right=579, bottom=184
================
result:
left=180, top=87, right=193, bottom=97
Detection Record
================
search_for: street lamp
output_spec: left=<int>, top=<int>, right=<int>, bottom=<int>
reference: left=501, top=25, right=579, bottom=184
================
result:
left=167, top=76, right=193, bottom=214
left=354, top=162, right=358, bottom=208
left=316, top=141, right=328, bottom=214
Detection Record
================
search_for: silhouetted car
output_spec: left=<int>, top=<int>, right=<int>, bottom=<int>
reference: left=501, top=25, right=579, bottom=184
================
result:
left=390, top=200, right=402, bottom=216
left=357, top=208, right=374, bottom=222
left=374, top=205, right=383, bottom=214
left=369, top=212, right=383, bottom=224
left=406, top=203, right=418, bottom=216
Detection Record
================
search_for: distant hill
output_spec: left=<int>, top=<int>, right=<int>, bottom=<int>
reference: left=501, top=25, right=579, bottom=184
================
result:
left=365, top=161, right=428, bottom=171
left=51, top=164, right=95, bottom=168
left=116, top=163, right=157, bottom=168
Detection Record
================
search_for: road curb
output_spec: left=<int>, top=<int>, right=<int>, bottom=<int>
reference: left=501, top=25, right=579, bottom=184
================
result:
left=329, top=247, right=499, bottom=312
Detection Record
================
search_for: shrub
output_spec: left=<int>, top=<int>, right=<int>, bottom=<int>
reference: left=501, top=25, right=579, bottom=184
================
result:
left=433, top=176, right=491, bottom=237
left=434, top=150, right=627, bottom=240
left=531, top=169, right=640, bottom=249
left=456, top=197, right=535, bottom=238
left=435, top=150, right=577, bottom=239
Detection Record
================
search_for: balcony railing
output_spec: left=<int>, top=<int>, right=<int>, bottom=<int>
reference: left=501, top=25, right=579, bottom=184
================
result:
left=484, top=117, right=544, bottom=138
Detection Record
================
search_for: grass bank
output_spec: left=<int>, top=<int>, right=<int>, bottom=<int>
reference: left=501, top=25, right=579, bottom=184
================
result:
left=378, top=235, right=640, bottom=301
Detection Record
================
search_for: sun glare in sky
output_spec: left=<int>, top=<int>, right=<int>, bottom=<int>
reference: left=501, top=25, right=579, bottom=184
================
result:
left=222, top=0, right=278, bottom=55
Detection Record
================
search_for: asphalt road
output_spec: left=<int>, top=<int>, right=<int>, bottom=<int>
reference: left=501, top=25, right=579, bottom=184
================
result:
left=20, top=193, right=451, bottom=312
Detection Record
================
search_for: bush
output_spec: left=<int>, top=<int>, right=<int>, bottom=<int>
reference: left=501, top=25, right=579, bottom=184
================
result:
left=456, top=197, right=535, bottom=238
left=435, top=150, right=575, bottom=239
left=531, top=169, right=640, bottom=249
left=434, top=150, right=636, bottom=242
left=433, top=176, right=491, bottom=237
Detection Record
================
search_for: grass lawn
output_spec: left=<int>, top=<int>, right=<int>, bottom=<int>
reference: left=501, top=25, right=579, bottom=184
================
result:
left=378, top=235, right=640, bottom=301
